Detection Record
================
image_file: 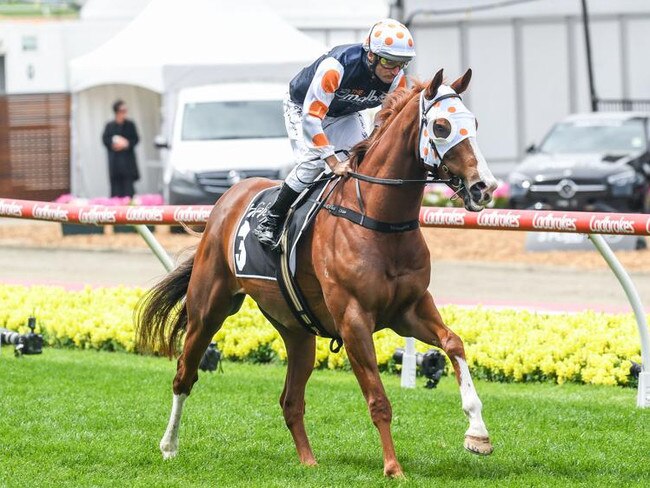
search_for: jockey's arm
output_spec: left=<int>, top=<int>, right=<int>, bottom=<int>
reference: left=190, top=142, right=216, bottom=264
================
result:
left=301, top=57, right=344, bottom=165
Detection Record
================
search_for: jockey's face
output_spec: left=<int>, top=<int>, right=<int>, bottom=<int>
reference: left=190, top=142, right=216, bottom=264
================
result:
left=368, top=53, right=402, bottom=84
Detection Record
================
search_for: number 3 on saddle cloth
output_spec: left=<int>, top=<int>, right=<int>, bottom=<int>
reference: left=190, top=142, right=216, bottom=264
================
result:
left=233, top=176, right=343, bottom=351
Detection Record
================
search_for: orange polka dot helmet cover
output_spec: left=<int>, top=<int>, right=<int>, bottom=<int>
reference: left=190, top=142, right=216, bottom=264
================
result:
left=363, top=18, right=416, bottom=62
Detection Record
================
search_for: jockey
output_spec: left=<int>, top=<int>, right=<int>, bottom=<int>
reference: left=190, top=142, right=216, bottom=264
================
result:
left=253, top=18, right=416, bottom=247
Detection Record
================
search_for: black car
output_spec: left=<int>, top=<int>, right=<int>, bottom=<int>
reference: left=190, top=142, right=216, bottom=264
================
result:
left=509, top=112, right=650, bottom=213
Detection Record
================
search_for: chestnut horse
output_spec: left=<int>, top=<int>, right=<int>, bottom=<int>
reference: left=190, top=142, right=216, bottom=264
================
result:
left=136, top=69, right=498, bottom=477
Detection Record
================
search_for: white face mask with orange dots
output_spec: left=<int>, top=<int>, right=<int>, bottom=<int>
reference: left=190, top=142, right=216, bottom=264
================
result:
left=419, top=85, right=478, bottom=168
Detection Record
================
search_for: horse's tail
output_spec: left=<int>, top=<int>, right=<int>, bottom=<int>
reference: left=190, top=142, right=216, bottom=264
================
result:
left=135, top=254, right=195, bottom=358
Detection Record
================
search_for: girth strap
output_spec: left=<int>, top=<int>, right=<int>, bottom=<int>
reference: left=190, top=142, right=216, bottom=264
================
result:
left=323, top=203, right=420, bottom=233
left=274, top=224, right=344, bottom=353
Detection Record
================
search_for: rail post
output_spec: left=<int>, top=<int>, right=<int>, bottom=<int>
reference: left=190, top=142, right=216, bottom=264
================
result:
left=589, top=234, right=650, bottom=407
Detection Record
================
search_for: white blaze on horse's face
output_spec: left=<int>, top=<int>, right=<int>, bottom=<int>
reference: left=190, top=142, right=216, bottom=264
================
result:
left=419, top=85, right=498, bottom=211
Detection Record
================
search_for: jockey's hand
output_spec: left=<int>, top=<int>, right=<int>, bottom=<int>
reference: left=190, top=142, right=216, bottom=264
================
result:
left=332, top=159, right=351, bottom=177
left=325, top=154, right=350, bottom=177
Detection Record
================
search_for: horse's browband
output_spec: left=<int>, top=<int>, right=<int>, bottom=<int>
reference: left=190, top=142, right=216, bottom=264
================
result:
left=323, top=203, right=419, bottom=233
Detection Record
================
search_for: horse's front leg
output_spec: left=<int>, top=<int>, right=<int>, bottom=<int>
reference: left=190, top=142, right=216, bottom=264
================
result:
left=399, top=292, right=493, bottom=455
left=335, top=300, right=404, bottom=478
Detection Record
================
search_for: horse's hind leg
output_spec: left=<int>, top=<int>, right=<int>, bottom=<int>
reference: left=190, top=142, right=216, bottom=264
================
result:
left=401, top=292, right=493, bottom=455
left=160, top=254, right=237, bottom=460
left=276, top=327, right=317, bottom=466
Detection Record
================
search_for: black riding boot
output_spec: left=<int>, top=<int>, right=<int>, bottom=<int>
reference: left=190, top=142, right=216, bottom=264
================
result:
left=253, top=183, right=301, bottom=247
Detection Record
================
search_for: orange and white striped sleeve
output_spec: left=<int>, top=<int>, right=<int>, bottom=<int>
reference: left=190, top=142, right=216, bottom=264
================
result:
left=302, top=57, right=345, bottom=159
left=388, top=70, right=408, bottom=93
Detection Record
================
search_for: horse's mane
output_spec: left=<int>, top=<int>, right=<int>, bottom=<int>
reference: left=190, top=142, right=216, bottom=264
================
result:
left=350, top=80, right=426, bottom=166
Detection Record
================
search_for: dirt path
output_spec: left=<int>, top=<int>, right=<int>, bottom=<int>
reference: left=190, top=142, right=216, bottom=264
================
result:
left=1, top=219, right=649, bottom=313
left=2, top=219, right=649, bottom=271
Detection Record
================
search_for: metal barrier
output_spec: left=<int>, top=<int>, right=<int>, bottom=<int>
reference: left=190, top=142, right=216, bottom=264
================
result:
left=1, top=198, right=649, bottom=407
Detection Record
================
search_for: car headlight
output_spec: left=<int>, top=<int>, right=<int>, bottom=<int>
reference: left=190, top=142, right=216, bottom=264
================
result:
left=509, top=172, right=531, bottom=188
left=508, top=171, right=531, bottom=197
left=172, top=168, right=196, bottom=183
left=607, top=169, right=637, bottom=196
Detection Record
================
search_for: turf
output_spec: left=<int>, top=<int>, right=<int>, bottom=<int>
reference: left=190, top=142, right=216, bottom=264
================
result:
left=1, top=348, right=649, bottom=487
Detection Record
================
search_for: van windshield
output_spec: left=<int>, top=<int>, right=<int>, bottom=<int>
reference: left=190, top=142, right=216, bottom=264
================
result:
left=182, top=100, right=286, bottom=140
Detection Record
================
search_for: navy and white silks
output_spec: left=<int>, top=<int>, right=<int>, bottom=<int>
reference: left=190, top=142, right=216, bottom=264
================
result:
left=284, top=43, right=406, bottom=192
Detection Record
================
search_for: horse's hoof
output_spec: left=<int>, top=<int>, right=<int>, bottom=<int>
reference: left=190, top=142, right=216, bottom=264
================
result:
left=160, top=441, right=178, bottom=460
left=464, top=435, right=493, bottom=455
left=161, top=449, right=177, bottom=460
left=383, top=461, right=404, bottom=478
left=300, top=458, right=318, bottom=467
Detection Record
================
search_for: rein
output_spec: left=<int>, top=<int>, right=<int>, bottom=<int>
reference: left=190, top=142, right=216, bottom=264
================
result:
left=315, top=89, right=469, bottom=233
left=347, top=170, right=458, bottom=187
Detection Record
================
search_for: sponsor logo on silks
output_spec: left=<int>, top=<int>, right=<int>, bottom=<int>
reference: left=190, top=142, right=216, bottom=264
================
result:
left=421, top=208, right=466, bottom=226
left=125, top=207, right=164, bottom=222
left=173, top=207, right=211, bottom=223
left=78, top=208, right=117, bottom=224
left=588, top=215, right=636, bottom=235
left=33, top=204, right=69, bottom=222
left=532, top=212, right=577, bottom=231
left=335, top=89, right=386, bottom=105
left=477, top=211, right=521, bottom=228
left=0, top=199, right=23, bottom=217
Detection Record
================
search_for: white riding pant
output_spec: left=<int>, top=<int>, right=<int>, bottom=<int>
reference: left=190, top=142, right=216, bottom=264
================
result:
left=283, top=94, right=368, bottom=192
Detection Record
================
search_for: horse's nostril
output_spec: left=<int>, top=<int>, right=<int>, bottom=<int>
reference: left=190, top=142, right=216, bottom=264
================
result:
left=470, top=182, right=487, bottom=202
left=474, top=182, right=487, bottom=192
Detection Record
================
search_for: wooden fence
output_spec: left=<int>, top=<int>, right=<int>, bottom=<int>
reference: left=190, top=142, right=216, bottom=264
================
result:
left=0, top=93, right=70, bottom=201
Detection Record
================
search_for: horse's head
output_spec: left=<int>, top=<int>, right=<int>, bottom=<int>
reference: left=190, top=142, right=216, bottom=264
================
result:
left=418, top=69, right=498, bottom=211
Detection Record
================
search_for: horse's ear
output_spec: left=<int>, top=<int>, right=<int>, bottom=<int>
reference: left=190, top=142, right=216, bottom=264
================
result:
left=451, top=68, right=472, bottom=95
left=424, top=69, right=444, bottom=100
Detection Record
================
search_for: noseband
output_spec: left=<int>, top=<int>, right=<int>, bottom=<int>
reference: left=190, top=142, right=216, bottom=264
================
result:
left=315, top=89, right=472, bottom=234
left=346, top=90, right=468, bottom=196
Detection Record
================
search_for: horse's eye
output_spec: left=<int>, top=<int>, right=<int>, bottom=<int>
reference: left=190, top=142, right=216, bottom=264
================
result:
left=432, top=119, right=451, bottom=139
left=475, top=119, right=479, bottom=130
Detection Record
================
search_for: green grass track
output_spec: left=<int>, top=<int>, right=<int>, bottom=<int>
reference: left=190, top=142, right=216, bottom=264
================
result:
left=1, top=348, right=649, bottom=487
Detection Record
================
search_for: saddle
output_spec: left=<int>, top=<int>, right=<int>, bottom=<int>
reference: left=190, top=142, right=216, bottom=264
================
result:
left=233, top=176, right=343, bottom=350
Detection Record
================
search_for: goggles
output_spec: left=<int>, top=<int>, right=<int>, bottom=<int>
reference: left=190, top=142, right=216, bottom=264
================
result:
left=378, top=56, right=409, bottom=70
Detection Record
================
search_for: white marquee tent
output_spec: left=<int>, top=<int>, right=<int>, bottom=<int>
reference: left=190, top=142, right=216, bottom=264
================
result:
left=69, top=0, right=325, bottom=198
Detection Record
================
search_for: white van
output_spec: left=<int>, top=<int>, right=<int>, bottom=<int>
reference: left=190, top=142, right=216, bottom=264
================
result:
left=157, top=83, right=294, bottom=205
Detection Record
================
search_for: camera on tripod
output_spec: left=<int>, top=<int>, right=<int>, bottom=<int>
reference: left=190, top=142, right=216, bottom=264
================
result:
left=0, top=317, right=44, bottom=357
left=393, top=347, right=446, bottom=388
left=199, top=342, right=223, bottom=373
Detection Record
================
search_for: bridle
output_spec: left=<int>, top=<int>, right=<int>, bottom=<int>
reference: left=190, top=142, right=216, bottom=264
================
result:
left=344, top=89, right=469, bottom=206
left=347, top=89, right=466, bottom=191
left=307, top=89, right=473, bottom=232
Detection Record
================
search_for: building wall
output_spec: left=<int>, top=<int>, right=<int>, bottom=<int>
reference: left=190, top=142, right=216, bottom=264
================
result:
left=1, top=22, right=68, bottom=94
left=405, top=3, right=650, bottom=175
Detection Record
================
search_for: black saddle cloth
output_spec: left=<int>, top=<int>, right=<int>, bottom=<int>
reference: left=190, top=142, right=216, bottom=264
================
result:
left=233, top=178, right=332, bottom=280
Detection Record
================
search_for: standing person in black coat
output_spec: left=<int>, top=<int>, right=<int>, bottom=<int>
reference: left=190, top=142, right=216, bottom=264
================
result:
left=102, top=100, right=140, bottom=198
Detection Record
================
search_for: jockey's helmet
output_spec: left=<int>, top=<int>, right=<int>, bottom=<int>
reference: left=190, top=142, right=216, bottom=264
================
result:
left=363, top=19, right=416, bottom=63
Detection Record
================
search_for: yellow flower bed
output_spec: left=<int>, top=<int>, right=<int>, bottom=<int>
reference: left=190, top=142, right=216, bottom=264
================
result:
left=0, top=285, right=642, bottom=386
